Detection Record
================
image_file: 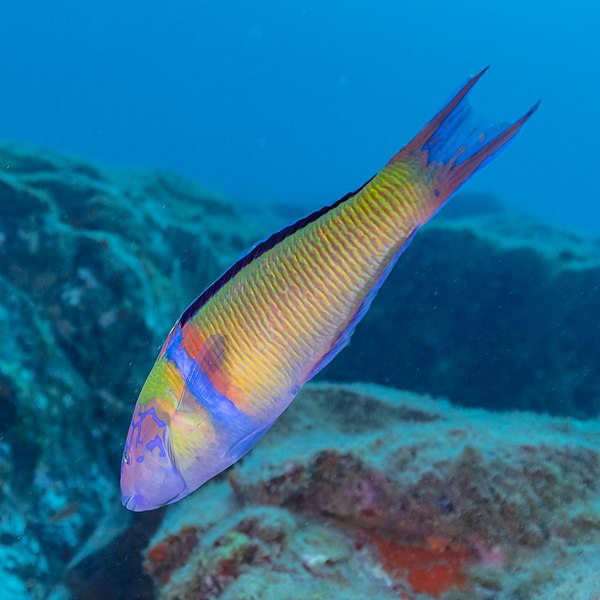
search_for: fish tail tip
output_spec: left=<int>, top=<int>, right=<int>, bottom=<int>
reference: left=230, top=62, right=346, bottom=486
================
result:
left=458, top=67, right=491, bottom=99
left=477, top=65, right=491, bottom=78
left=469, top=66, right=490, bottom=86
left=528, top=99, right=542, bottom=116
left=514, top=99, right=541, bottom=128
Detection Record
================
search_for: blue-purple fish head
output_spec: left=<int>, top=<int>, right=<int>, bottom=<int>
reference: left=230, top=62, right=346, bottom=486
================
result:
left=120, top=399, right=188, bottom=512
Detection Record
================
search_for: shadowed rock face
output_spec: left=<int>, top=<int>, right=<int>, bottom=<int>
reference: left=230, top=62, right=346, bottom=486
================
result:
left=321, top=210, right=600, bottom=419
left=250, top=194, right=600, bottom=418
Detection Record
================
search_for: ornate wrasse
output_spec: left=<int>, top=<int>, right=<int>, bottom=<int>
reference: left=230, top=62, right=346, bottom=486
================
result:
left=121, top=69, right=538, bottom=511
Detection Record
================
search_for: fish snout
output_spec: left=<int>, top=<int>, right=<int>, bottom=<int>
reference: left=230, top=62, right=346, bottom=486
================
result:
left=121, top=494, right=135, bottom=510
left=121, top=455, right=189, bottom=511
left=121, top=493, right=152, bottom=512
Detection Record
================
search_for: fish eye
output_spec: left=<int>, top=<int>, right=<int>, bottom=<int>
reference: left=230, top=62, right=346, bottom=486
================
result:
left=123, top=450, right=131, bottom=465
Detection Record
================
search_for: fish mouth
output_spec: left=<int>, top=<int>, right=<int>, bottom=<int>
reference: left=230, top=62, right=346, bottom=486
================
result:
left=121, top=493, right=152, bottom=512
left=121, top=494, right=136, bottom=511
left=121, top=484, right=190, bottom=512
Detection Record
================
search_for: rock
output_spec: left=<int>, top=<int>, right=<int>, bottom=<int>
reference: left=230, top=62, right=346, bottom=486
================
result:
left=2, top=142, right=599, bottom=598
left=144, top=383, right=600, bottom=599
left=0, top=143, right=262, bottom=598
left=236, top=192, right=600, bottom=418
left=0, top=442, right=49, bottom=600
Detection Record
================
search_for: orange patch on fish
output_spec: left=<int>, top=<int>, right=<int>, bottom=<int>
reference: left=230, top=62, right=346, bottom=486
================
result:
left=179, top=324, right=248, bottom=410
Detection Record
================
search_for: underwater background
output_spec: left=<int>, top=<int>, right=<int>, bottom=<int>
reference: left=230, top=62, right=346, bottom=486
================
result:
left=0, top=2, right=599, bottom=599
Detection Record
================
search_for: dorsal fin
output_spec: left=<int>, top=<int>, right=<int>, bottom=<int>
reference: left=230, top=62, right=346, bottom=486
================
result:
left=178, top=175, right=375, bottom=326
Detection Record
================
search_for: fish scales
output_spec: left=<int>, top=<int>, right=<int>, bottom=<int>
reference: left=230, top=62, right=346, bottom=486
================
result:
left=201, top=190, right=410, bottom=407
left=121, top=69, right=538, bottom=511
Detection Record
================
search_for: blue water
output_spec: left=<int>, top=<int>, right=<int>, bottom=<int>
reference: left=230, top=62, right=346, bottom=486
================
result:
left=1, top=1, right=598, bottom=233
left=1, top=4, right=600, bottom=599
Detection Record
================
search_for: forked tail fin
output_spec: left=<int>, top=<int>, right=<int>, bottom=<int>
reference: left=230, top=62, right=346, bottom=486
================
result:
left=392, top=67, right=539, bottom=211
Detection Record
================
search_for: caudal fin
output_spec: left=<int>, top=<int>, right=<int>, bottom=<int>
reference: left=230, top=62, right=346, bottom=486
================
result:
left=393, top=68, right=539, bottom=206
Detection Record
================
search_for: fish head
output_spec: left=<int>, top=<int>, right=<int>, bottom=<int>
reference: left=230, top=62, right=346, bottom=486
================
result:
left=120, top=326, right=254, bottom=511
left=120, top=362, right=189, bottom=512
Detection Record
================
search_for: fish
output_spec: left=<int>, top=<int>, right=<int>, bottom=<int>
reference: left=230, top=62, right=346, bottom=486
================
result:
left=121, top=68, right=538, bottom=511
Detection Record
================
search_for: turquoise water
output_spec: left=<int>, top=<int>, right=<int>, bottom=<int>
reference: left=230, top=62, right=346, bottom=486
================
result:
left=0, top=1, right=598, bottom=233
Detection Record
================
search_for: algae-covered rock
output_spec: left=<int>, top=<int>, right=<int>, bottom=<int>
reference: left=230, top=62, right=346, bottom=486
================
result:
left=143, top=383, right=600, bottom=599
left=0, top=143, right=260, bottom=598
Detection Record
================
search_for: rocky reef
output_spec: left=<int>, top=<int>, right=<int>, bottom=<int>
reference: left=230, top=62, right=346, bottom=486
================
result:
left=0, top=143, right=263, bottom=599
left=0, top=143, right=599, bottom=598
left=137, top=383, right=600, bottom=599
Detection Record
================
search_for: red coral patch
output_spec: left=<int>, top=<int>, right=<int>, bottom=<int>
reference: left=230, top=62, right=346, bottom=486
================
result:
left=372, top=535, right=472, bottom=597
left=144, top=526, right=198, bottom=584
